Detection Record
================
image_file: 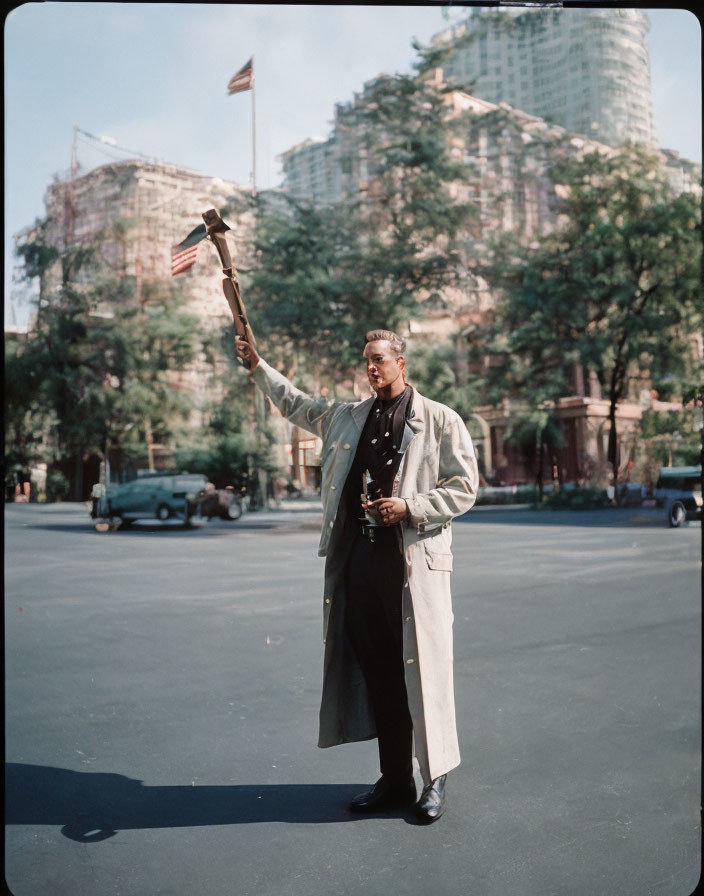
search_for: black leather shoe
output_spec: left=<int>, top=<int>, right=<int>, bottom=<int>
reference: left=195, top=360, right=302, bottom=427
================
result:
left=348, top=776, right=417, bottom=812
left=415, top=775, right=447, bottom=823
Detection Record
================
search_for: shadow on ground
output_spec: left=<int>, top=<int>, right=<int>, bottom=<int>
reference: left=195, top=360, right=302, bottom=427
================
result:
left=5, top=763, right=419, bottom=840
left=456, top=508, right=679, bottom=528
left=20, top=521, right=322, bottom=537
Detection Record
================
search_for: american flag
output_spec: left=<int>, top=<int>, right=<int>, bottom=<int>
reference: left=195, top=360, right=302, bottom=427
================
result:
left=227, top=58, right=254, bottom=95
left=171, top=223, right=207, bottom=276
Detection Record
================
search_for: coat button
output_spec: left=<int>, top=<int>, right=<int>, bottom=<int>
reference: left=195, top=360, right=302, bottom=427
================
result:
left=405, top=616, right=412, bottom=622
left=343, top=443, right=350, bottom=450
left=406, top=658, right=415, bottom=664
left=329, top=521, right=334, bottom=528
left=325, top=598, right=330, bottom=604
left=330, top=485, right=336, bottom=490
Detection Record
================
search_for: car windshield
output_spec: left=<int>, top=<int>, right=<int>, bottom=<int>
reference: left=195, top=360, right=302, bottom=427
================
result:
left=656, top=475, right=701, bottom=491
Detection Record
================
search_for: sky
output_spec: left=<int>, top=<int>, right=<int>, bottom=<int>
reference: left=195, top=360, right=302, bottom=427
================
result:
left=4, top=3, right=702, bottom=327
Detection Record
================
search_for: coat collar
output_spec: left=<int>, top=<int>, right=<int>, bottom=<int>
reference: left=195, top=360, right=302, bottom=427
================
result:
left=348, top=386, right=425, bottom=461
left=350, top=385, right=426, bottom=431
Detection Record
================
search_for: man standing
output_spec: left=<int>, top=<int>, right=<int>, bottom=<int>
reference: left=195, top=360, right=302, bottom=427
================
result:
left=235, top=328, right=478, bottom=823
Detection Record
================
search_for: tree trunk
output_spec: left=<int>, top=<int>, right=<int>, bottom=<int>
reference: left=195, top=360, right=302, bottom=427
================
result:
left=73, top=452, right=84, bottom=501
left=607, top=397, right=618, bottom=482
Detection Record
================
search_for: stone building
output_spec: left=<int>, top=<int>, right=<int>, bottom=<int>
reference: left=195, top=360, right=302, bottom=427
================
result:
left=278, top=67, right=700, bottom=488
left=27, top=158, right=313, bottom=493
left=432, top=6, right=656, bottom=150
left=41, top=159, right=254, bottom=328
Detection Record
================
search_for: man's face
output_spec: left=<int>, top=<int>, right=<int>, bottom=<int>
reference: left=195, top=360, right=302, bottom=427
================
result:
left=363, top=340, right=405, bottom=392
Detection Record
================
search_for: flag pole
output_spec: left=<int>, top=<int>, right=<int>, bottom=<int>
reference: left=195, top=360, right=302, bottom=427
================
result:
left=251, top=56, right=257, bottom=197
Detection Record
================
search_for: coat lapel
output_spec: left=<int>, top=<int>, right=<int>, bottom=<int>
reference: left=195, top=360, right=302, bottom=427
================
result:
left=399, top=388, right=425, bottom=455
left=350, top=396, right=375, bottom=431
left=349, top=389, right=424, bottom=456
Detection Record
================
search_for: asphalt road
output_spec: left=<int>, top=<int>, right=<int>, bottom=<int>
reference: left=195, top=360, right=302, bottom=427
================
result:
left=4, top=502, right=701, bottom=896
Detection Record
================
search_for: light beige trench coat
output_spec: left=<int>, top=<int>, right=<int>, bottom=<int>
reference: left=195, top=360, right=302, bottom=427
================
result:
left=252, top=359, right=479, bottom=784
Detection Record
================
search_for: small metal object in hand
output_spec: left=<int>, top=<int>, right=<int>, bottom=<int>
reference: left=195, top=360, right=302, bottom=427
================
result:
left=360, top=470, right=384, bottom=527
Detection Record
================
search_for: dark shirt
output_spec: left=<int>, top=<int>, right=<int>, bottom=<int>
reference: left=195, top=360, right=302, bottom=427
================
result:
left=343, top=385, right=413, bottom=522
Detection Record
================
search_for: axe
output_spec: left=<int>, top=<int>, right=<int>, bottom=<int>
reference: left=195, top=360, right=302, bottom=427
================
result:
left=202, top=208, right=257, bottom=369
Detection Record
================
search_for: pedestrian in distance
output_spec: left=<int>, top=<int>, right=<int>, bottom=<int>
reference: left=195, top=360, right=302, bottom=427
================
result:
left=234, top=328, right=478, bottom=823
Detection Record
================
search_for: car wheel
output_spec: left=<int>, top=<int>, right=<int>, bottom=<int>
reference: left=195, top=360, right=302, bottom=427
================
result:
left=224, top=501, right=243, bottom=521
left=669, top=501, right=686, bottom=528
left=156, top=504, right=171, bottom=522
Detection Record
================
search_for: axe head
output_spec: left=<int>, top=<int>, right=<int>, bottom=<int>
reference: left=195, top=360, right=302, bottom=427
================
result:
left=202, top=208, right=231, bottom=234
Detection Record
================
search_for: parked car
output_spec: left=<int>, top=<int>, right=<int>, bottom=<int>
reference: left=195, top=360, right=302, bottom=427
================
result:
left=196, top=484, right=243, bottom=521
left=100, top=473, right=208, bottom=527
left=653, top=466, right=702, bottom=528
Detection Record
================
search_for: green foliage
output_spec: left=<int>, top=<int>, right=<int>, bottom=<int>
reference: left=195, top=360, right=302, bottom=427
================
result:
left=483, top=143, right=702, bottom=478
left=30, top=288, right=199, bottom=463
left=175, top=328, right=278, bottom=494
left=503, top=407, right=565, bottom=488
left=505, top=409, right=565, bottom=454
left=247, top=44, right=478, bottom=382
left=405, top=338, right=480, bottom=424
left=475, top=485, right=538, bottom=506
left=246, top=199, right=360, bottom=378
left=541, top=486, right=611, bottom=510
left=14, top=225, right=59, bottom=282
left=7, top=228, right=201, bottom=484
left=45, top=470, right=70, bottom=502
left=634, top=408, right=702, bottom=484
left=4, top=337, right=54, bottom=474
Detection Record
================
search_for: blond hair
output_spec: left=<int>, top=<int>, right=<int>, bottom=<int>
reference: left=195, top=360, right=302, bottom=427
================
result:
left=364, top=329, right=405, bottom=357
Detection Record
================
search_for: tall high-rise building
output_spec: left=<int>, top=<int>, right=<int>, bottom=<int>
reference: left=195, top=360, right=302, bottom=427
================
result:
left=432, top=6, right=656, bottom=149
left=278, top=136, right=342, bottom=207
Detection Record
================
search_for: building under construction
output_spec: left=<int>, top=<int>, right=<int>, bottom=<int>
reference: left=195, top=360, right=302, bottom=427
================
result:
left=18, top=156, right=309, bottom=498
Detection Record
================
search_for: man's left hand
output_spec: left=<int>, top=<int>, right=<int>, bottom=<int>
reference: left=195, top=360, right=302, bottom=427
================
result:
left=367, top=497, right=408, bottom=525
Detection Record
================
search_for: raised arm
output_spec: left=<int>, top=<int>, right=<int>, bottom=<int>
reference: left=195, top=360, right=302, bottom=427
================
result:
left=235, top=336, right=338, bottom=441
left=235, top=336, right=261, bottom=371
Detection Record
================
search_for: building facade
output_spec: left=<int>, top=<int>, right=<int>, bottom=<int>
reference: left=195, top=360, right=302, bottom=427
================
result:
left=280, top=8, right=658, bottom=205
left=277, top=64, right=700, bottom=489
left=26, top=159, right=318, bottom=493
left=278, top=135, right=343, bottom=207
left=41, top=159, right=255, bottom=327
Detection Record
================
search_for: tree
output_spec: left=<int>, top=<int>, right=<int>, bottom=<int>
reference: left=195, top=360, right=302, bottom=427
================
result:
left=10, top=228, right=201, bottom=498
left=4, top=336, right=53, bottom=495
left=405, top=338, right=480, bottom=424
left=175, top=325, right=278, bottom=504
left=483, top=143, right=702, bottom=482
left=245, top=198, right=363, bottom=383
left=636, top=407, right=701, bottom=486
left=245, top=40, right=478, bottom=385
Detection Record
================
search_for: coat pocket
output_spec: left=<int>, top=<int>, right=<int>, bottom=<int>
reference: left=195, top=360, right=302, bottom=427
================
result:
left=424, top=547, right=453, bottom=572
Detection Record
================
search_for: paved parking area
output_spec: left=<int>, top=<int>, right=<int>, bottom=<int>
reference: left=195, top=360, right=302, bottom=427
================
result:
left=5, top=502, right=701, bottom=895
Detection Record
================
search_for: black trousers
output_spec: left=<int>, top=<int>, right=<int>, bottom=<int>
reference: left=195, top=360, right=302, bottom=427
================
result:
left=343, top=527, right=414, bottom=785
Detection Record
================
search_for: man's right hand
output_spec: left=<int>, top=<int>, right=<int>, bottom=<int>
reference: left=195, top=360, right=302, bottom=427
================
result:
left=235, top=336, right=260, bottom=370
